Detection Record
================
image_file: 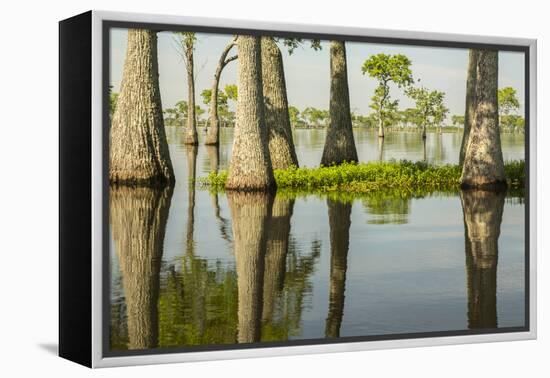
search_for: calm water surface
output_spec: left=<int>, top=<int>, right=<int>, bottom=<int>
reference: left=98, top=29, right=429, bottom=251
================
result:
left=109, top=128, right=525, bottom=351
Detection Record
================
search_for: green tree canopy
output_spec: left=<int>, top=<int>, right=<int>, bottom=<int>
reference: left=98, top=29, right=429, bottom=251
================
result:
left=302, top=107, right=329, bottom=128
left=406, top=86, right=449, bottom=132
left=288, top=106, right=302, bottom=128
left=452, top=115, right=465, bottom=127
left=498, top=86, right=520, bottom=116
left=278, top=38, right=322, bottom=54
left=224, top=84, right=238, bottom=101
left=164, top=100, right=205, bottom=126
left=361, top=54, right=414, bottom=135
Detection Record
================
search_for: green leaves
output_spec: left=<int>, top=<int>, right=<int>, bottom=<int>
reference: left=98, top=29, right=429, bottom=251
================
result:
left=201, top=160, right=526, bottom=194
left=498, top=86, right=520, bottom=116
left=224, top=84, right=238, bottom=101
left=279, top=38, right=322, bottom=55
left=302, top=107, right=329, bottom=127
left=361, top=53, right=414, bottom=88
left=175, top=31, right=197, bottom=50
left=406, top=86, right=448, bottom=128
left=163, top=100, right=205, bottom=126
left=361, top=53, right=414, bottom=130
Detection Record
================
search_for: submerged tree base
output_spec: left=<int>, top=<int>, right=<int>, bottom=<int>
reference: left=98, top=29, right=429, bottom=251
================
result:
left=200, top=160, right=525, bottom=195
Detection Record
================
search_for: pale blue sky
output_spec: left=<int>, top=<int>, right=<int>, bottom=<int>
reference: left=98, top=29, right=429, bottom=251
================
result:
left=109, top=28, right=525, bottom=120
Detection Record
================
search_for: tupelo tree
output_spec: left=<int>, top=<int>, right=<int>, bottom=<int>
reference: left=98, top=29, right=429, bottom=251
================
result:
left=361, top=53, right=414, bottom=138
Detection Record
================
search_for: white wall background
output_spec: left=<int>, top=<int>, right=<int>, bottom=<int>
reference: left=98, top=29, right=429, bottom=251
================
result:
left=0, top=0, right=546, bottom=376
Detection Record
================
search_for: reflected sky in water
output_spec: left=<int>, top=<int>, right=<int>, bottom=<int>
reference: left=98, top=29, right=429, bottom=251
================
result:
left=110, top=128, right=525, bottom=351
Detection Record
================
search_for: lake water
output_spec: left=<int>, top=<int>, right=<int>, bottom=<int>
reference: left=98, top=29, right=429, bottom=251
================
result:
left=109, top=128, right=526, bottom=352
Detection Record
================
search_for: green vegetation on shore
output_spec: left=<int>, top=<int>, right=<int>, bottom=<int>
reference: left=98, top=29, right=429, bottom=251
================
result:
left=200, top=160, right=525, bottom=194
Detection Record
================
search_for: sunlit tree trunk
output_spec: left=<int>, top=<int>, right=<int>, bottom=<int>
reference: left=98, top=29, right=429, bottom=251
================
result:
left=205, top=39, right=237, bottom=145
left=461, top=50, right=506, bottom=190
left=110, top=29, right=175, bottom=186
left=226, top=36, right=276, bottom=191
left=321, top=41, right=358, bottom=166
left=262, top=197, right=294, bottom=322
left=261, top=37, right=299, bottom=169
left=459, top=50, right=479, bottom=165
left=325, top=199, right=352, bottom=338
left=183, top=40, right=198, bottom=145
left=460, top=189, right=504, bottom=329
left=228, top=192, right=273, bottom=343
left=111, top=185, right=173, bottom=349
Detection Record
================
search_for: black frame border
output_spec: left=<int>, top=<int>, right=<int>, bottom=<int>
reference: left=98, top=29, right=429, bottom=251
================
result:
left=101, top=19, right=531, bottom=359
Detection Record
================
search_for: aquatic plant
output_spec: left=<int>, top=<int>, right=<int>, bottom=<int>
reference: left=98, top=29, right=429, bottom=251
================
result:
left=200, top=160, right=525, bottom=194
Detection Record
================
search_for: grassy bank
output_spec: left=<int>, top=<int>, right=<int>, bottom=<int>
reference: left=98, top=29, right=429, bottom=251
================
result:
left=200, top=160, right=525, bottom=195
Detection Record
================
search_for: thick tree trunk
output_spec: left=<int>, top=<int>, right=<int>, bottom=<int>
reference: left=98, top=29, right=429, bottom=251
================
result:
left=205, top=40, right=237, bottom=145
left=460, top=50, right=479, bottom=166
left=460, top=189, right=504, bottom=329
left=321, top=41, right=358, bottom=166
left=325, top=199, right=352, bottom=338
left=262, top=197, right=294, bottom=323
left=461, top=50, right=506, bottom=190
left=261, top=37, right=299, bottom=169
left=184, top=43, right=198, bottom=145
left=110, top=185, right=173, bottom=349
left=226, top=36, right=276, bottom=192
left=110, top=29, right=175, bottom=186
left=228, top=192, right=273, bottom=343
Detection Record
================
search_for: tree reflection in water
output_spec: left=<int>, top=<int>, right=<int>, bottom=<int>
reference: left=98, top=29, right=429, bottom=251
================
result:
left=362, top=191, right=411, bottom=225
left=325, top=199, right=352, bottom=338
left=262, top=198, right=294, bottom=324
left=185, top=145, right=198, bottom=254
left=110, top=184, right=174, bottom=349
left=206, top=145, right=232, bottom=244
left=154, top=192, right=321, bottom=348
left=227, top=192, right=273, bottom=343
left=460, top=189, right=505, bottom=329
left=109, top=180, right=512, bottom=350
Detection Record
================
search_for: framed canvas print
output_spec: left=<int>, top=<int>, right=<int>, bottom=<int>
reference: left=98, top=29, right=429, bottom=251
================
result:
left=59, top=10, right=537, bottom=368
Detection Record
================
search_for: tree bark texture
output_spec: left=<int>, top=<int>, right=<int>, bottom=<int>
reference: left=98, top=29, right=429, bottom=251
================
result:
left=184, top=42, right=198, bottom=145
left=261, top=37, right=299, bottom=169
left=110, top=185, right=173, bottom=349
left=321, top=41, right=358, bottom=166
left=460, top=189, right=504, bottom=329
left=460, top=50, right=479, bottom=165
left=226, top=36, right=276, bottom=191
left=110, top=30, right=175, bottom=186
left=262, top=197, right=294, bottom=323
left=325, top=199, right=352, bottom=338
left=228, top=192, right=274, bottom=343
left=461, top=50, right=506, bottom=190
left=205, top=40, right=237, bottom=145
